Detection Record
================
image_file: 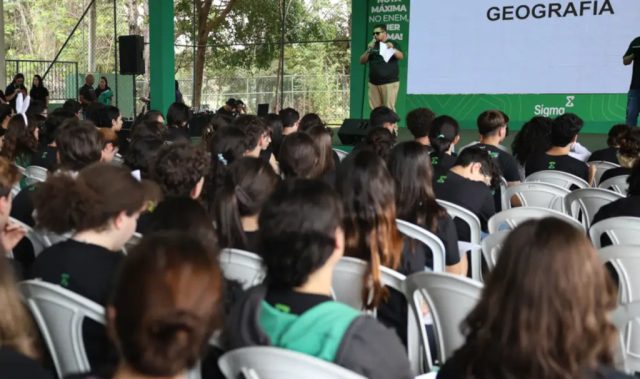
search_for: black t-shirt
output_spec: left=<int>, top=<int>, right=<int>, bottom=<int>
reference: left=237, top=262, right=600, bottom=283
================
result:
left=600, top=167, right=631, bottom=184
left=525, top=153, right=589, bottom=182
left=402, top=214, right=460, bottom=270
left=593, top=196, right=640, bottom=225
left=368, top=39, right=402, bottom=85
left=475, top=144, right=520, bottom=182
left=29, top=86, right=49, bottom=102
left=11, top=183, right=37, bottom=227
left=430, top=153, right=457, bottom=178
left=0, top=347, right=53, bottom=379
left=79, top=84, right=96, bottom=105
left=30, top=146, right=58, bottom=171
left=433, top=171, right=495, bottom=238
left=243, top=230, right=260, bottom=253
left=625, top=37, right=640, bottom=90
left=589, top=147, right=619, bottom=164
left=6, top=83, right=27, bottom=110
left=167, top=126, right=190, bottom=141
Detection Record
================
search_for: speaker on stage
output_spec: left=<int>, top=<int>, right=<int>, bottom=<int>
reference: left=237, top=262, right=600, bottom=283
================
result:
left=119, top=35, right=145, bottom=75
left=257, top=104, right=269, bottom=117
left=338, top=119, right=370, bottom=145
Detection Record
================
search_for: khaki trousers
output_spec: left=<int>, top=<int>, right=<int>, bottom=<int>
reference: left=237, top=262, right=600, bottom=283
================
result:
left=369, top=81, right=400, bottom=111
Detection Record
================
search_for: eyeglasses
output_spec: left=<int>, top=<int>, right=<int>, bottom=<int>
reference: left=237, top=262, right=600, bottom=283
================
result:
left=373, top=31, right=384, bottom=35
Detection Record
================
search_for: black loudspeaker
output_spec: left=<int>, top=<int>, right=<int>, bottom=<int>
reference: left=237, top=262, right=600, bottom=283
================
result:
left=118, top=35, right=145, bottom=75
left=257, top=103, right=269, bottom=117
left=338, top=119, right=370, bottom=145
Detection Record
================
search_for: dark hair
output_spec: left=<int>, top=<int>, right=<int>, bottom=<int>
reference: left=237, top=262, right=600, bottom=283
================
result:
left=31, top=75, right=43, bottom=89
left=225, top=98, right=237, bottom=107
left=0, top=157, right=21, bottom=197
left=617, top=127, right=640, bottom=168
left=455, top=147, right=502, bottom=189
left=550, top=113, right=583, bottom=147
left=511, top=116, right=552, bottom=166
left=62, top=99, right=82, bottom=114
left=125, top=131, right=165, bottom=178
left=279, top=108, right=300, bottom=129
left=0, top=115, right=38, bottom=163
left=142, top=110, right=164, bottom=124
left=299, top=113, right=324, bottom=132
left=305, top=125, right=335, bottom=178
left=279, top=132, right=320, bottom=179
left=358, top=127, right=395, bottom=161
left=110, top=232, right=222, bottom=376
left=429, top=115, right=460, bottom=156
left=55, top=119, right=103, bottom=171
left=336, top=149, right=403, bottom=309
left=388, top=142, right=447, bottom=232
left=207, top=126, right=250, bottom=188
left=200, top=114, right=229, bottom=149
left=0, top=104, right=12, bottom=123
left=150, top=142, right=209, bottom=197
left=262, top=114, right=283, bottom=159
left=99, top=76, right=109, bottom=87
left=454, top=218, right=617, bottom=379
left=213, top=157, right=279, bottom=250
left=477, top=110, right=506, bottom=136
left=606, top=124, right=631, bottom=148
left=166, top=102, right=191, bottom=128
left=260, top=179, right=343, bottom=288
left=84, top=102, right=106, bottom=126
left=33, top=163, right=158, bottom=234
left=11, top=73, right=24, bottom=84
left=131, top=120, right=167, bottom=141
left=406, top=108, right=436, bottom=139
left=369, top=106, right=399, bottom=129
left=373, top=24, right=387, bottom=32
left=145, top=197, right=216, bottom=245
left=233, top=115, right=267, bottom=150
left=42, top=108, right=75, bottom=146
left=105, top=106, right=121, bottom=125
left=628, top=160, right=640, bottom=197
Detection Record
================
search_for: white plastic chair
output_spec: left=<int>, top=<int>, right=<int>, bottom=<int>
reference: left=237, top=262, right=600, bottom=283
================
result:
left=564, top=188, right=623, bottom=229
left=589, top=217, right=640, bottom=249
left=218, top=346, right=366, bottom=379
left=24, top=165, right=48, bottom=186
left=112, top=153, right=125, bottom=165
left=525, top=170, right=590, bottom=189
left=612, top=301, right=640, bottom=373
left=599, top=175, right=630, bottom=196
left=19, top=280, right=106, bottom=378
left=219, top=248, right=265, bottom=290
left=488, top=207, right=585, bottom=234
left=9, top=217, right=48, bottom=257
left=396, top=219, right=445, bottom=273
left=481, top=230, right=509, bottom=271
left=436, top=200, right=482, bottom=281
left=122, top=232, right=143, bottom=255
left=333, top=148, right=349, bottom=162
left=591, top=160, right=621, bottom=185
left=501, top=182, right=569, bottom=212
left=404, top=272, right=483, bottom=370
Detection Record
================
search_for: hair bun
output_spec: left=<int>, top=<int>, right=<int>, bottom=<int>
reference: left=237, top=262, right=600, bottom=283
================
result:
left=148, top=310, right=199, bottom=344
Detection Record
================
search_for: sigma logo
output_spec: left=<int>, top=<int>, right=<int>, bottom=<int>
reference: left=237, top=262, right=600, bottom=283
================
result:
left=534, top=96, right=576, bottom=117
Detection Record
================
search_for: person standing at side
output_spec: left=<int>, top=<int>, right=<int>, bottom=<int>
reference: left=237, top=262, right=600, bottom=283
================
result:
left=359, top=24, right=404, bottom=111
left=78, top=74, right=97, bottom=112
left=624, top=36, right=640, bottom=126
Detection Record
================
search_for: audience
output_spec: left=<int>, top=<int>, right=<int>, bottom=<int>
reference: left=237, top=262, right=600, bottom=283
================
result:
left=593, top=160, right=640, bottom=223
left=438, top=218, right=629, bottom=379
left=474, top=110, right=521, bottom=185
left=370, top=106, right=399, bottom=135
left=149, top=142, right=209, bottom=199
left=429, top=115, right=461, bottom=178
left=225, top=179, right=413, bottom=379
left=305, top=125, right=338, bottom=184
left=279, top=107, right=300, bottom=136
left=600, top=127, right=640, bottom=183
left=278, top=131, right=321, bottom=179
left=166, top=102, right=191, bottom=141
left=262, top=113, right=283, bottom=159
left=31, top=108, right=75, bottom=171
left=351, top=126, right=396, bottom=161
left=1, top=115, right=39, bottom=169
left=406, top=107, right=436, bottom=147
left=511, top=116, right=552, bottom=176
left=589, top=124, right=631, bottom=164
left=298, top=112, right=325, bottom=132
left=97, top=127, right=119, bottom=163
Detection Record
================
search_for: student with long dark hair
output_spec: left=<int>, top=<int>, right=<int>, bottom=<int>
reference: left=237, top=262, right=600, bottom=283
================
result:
left=388, top=142, right=465, bottom=275
left=429, top=115, right=460, bottom=178
left=298, top=113, right=324, bottom=132
left=29, top=75, right=49, bottom=106
left=589, top=124, right=631, bottom=164
left=1, top=115, right=39, bottom=168
left=438, top=218, right=630, bottom=379
left=166, top=102, right=191, bottom=141
left=213, top=157, right=279, bottom=252
left=279, top=132, right=321, bottom=179
left=599, top=127, right=640, bottom=183
left=225, top=179, right=413, bottom=379
left=306, top=125, right=337, bottom=184
left=593, top=160, right=640, bottom=223
left=511, top=116, right=552, bottom=176
left=94, top=76, right=112, bottom=105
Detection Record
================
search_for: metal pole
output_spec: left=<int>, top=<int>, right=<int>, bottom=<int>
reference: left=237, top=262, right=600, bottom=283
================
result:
left=192, top=0, right=196, bottom=109
left=0, top=0, right=6, bottom=88
left=113, top=0, right=119, bottom=108
left=43, top=0, right=97, bottom=80
left=278, top=0, right=286, bottom=110
left=88, top=0, right=97, bottom=72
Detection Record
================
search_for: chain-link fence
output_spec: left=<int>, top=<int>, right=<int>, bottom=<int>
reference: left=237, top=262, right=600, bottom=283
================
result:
left=6, top=60, right=79, bottom=101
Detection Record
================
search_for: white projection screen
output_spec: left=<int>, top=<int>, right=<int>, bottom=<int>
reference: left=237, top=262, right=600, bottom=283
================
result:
left=407, top=0, right=640, bottom=95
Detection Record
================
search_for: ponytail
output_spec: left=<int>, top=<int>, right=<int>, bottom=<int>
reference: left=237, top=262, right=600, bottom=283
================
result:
left=213, top=182, right=248, bottom=250
left=430, top=134, right=453, bottom=156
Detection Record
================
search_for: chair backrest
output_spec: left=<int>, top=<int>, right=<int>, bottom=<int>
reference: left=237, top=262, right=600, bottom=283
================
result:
left=525, top=170, right=590, bottom=189
left=396, top=219, right=445, bottom=272
left=599, top=175, right=630, bottom=196
left=219, top=248, right=265, bottom=290
left=612, top=301, right=640, bottom=374
left=404, top=272, right=483, bottom=366
left=122, top=232, right=143, bottom=255
left=589, top=217, right=640, bottom=248
left=9, top=217, right=48, bottom=257
left=218, top=346, right=367, bottom=379
left=24, top=165, right=48, bottom=186
left=436, top=200, right=483, bottom=281
left=333, top=148, right=349, bottom=162
left=591, top=160, right=621, bottom=185
left=481, top=230, right=510, bottom=271
left=488, top=206, right=585, bottom=234
left=501, top=182, right=569, bottom=212
left=19, top=280, right=105, bottom=378
left=564, top=188, right=623, bottom=229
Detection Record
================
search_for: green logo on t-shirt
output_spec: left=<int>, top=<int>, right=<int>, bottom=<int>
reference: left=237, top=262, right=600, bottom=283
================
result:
left=431, top=157, right=439, bottom=166
left=489, top=151, right=499, bottom=159
left=60, top=273, right=70, bottom=287
left=548, top=161, right=557, bottom=170
left=275, top=303, right=291, bottom=314
left=437, top=175, right=447, bottom=184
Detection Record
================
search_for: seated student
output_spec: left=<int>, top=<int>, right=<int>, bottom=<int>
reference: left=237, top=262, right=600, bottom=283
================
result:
left=103, top=233, right=223, bottom=379
left=0, top=115, right=39, bottom=168
left=31, top=108, right=75, bottom=171
left=429, top=115, right=461, bottom=178
left=306, top=125, right=338, bottom=185
left=511, top=116, right=552, bottom=178
left=0, top=256, right=52, bottom=379
left=97, top=128, right=119, bottom=163
left=370, top=106, right=399, bottom=135
left=166, top=102, right=191, bottom=141
left=30, top=163, right=159, bottom=370
left=599, top=127, right=640, bottom=183
left=474, top=110, right=521, bottom=185
left=593, top=160, right=640, bottom=224
left=406, top=107, right=436, bottom=147
left=350, top=126, right=396, bottom=162
left=62, top=99, right=82, bottom=118
left=262, top=113, right=283, bottom=160
left=279, top=132, right=321, bottom=179
left=525, top=113, right=594, bottom=184
left=438, top=218, right=631, bottom=379
left=90, top=105, right=123, bottom=132
left=0, top=158, right=27, bottom=277
left=149, top=142, right=209, bottom=199
left=124, top=123, right=165, bottom=178
left=388, top=142, right=466, bottom=275
left=213, top=157, right=279, bottom=252
left=234, top=115, right=275, bottom=169
left=298, top=112, right=325, bottom=132
left=279, top=107, right=300, bottom=136
left=589, top=124, right=631, bottom=164
left=145, top=197, right=216, bottom=242
left=225, top=179, right=413, bottom=379
left=433, top=147, right=501, bottom=240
